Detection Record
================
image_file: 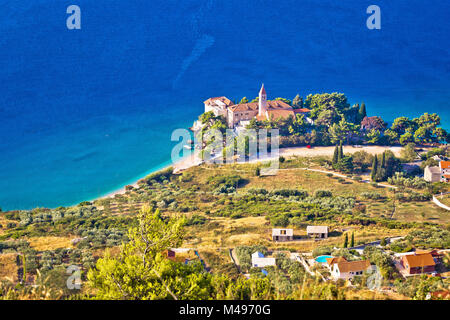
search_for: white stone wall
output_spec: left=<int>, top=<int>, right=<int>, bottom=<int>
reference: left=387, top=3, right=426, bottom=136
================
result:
left=424, top=166, right=440, bottom=182
left=252, top=257, right=276, bottom=268
left=432, top=192, right=450, bottom=211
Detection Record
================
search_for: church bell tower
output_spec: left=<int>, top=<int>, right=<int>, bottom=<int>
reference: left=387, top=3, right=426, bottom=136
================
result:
left=258, top=83, right=267, bottom=116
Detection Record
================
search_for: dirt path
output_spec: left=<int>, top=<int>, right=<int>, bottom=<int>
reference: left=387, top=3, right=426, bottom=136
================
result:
left=229, top=248, right=241, bottom=273
left=282, top=167, right=399, bottom=190
left=280, top=145, right=405, bottom=158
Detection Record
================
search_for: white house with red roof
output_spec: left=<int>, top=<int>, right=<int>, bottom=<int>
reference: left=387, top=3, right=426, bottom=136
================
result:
left=425, top=161, right=450, bottom=183
left=331, top=260, right=372, bottom=280
left=440, top=161, right=450, bottom=182
left=203, top=96, right=234, bottom=118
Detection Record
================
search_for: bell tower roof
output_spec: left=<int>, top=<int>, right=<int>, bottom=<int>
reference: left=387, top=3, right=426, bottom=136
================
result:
left=259, top=83, right=266, bottom=95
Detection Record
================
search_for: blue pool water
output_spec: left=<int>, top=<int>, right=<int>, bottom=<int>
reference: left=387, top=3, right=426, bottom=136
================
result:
left=0, top=1, right=449, bottom=210
left=315, top=255, right=333, bottom=263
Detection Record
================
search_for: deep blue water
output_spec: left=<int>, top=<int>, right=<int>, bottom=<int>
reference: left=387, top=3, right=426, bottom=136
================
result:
left=0, top=0, right=449, bottom=210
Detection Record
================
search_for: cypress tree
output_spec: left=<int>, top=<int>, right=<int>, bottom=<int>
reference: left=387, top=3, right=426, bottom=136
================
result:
left=350, top=232, right=354, bottom=247
left=358, top=103, right=367, bottom=123
left=378, top=152, right=387, bottom=181
left=343, top=233, right=348, bottom=248
left=332, top=145, right=339, bottom=165
left=371, top=155, right=378, bottom=181
left=338, top=140, right=343, bottom=161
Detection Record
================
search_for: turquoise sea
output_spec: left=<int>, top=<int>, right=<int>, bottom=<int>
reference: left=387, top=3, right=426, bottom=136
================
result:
left=0, top=0, right=449, bottom=210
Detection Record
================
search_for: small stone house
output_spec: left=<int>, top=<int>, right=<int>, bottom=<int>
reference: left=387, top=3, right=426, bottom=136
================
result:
left=424, top=165, right=441, bottom=183
left=272, top=228, right=293, bottom=242
left=425, top=161, right=450, bottom=183
left=306, top=226, right=329, bottom=239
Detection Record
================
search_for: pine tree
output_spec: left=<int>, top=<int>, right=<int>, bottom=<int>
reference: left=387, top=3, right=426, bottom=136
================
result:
left=343, top=233, right=348, bottom=248
left=292, top=94, right=303, bottom=108
left=332, top=145, right=339, bottom=165
left=358, top=103, right=367, bottom=123
left=371, top=155, right=378, bottom=181
left=240, top=97, right=249, bottom=104
left=350, top=232, right=354, bottom=247
left=338, top=140, right=343, bottom=161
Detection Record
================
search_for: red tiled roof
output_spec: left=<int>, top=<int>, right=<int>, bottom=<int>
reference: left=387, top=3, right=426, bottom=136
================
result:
left=325, top=257, right=347, bottom=266
left=260, top=84, right=266, bottom=95
left=294, top=108, right=311, bottom=113
left=267, top=109, right=295, bottom=120
left=267, top=100, right=292, bottom=109
left=229, top=102, right=258, bottom=112
left=404, top=253, right=435, bottom=268
left=440, top=161, right=450, bottom=169
left=229, top=100, right=293, bottom=113
left=204, top=96, right=234, bottom=107
left=415, top=249, right=442, bottom=257
left=430, top=290, right=450, bottom=300
left=336, top=260, right=371, bottom=273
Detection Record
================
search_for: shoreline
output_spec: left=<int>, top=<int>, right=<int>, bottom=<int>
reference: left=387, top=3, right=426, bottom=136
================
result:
left=93, top=144, right=408, bottom=201
left=94, top=150, right=202, bottom=201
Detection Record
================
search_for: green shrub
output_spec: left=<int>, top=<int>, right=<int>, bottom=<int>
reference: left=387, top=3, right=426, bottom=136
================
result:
left=314, top=190, right=332, bottom=198
left=395, top=191, right=431, bottom=202
left=270, top=189, right=308, bottom=198
left=360, top=192, right=386, bottom=200
left=247, top=188, right=268, bottom=195
left=6, top=222, right=17, bottom=229
left=312, top=246, right=332, bottom=258
left=387, top=172, right=430, bottom=190
left=140, top=167, right=174, bottom=184
left=179, top=172, right=193, bottom=182
left=185, top=214, right=207, bottom=226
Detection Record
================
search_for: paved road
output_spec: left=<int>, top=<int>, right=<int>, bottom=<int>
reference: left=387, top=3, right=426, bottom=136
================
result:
left=346, top=236, right=405, bottom=252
